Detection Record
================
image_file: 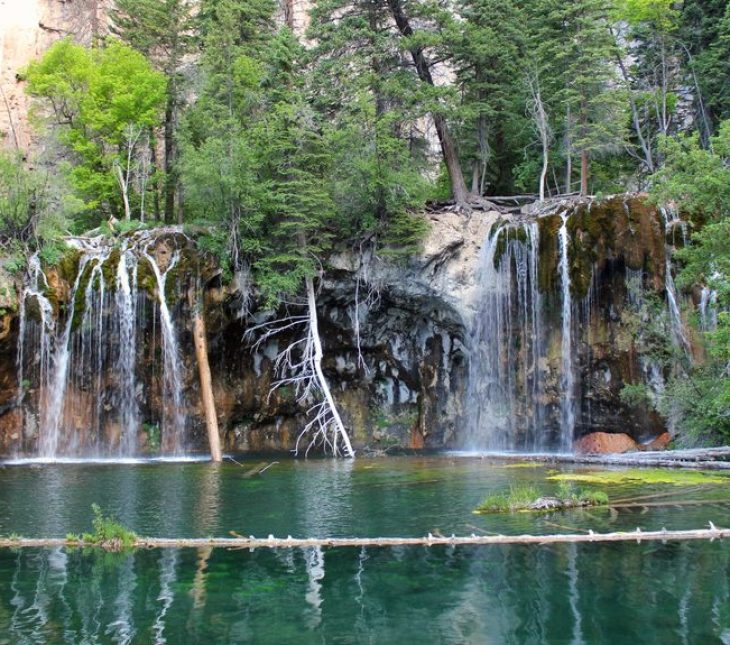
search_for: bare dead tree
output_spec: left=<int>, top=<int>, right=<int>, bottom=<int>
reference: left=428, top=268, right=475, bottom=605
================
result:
left=250, top=276, right=355, bottom=458
left=526, top=70, right=551, bottom=202
left=113, top=123, right=144, bottom=221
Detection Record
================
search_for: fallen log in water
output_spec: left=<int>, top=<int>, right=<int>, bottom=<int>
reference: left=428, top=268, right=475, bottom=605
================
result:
left=1, top=525, right=728, bottom=550
left=476, top=448, right=730, bottom=470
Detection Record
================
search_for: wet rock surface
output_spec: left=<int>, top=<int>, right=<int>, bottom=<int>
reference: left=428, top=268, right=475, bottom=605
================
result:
left=0, top=196, right=685, bottom=455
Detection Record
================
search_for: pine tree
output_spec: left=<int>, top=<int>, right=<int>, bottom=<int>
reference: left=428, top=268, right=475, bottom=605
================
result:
left=308, top=0, right=468, bottom=204
left=307, top=0, right=430, bottom=244
left=526, top=0, right=627, bottom=195
left=450, top=0, right=527, bottom=195
left=179, top=0, right=276, bottom=269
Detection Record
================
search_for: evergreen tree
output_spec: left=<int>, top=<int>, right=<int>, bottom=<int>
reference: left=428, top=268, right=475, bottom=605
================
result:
left=308, top=0, right=468, bottom=204
left=680, top=0, right=728, bottom=135
left=526, top=0, right=627, bottom=195
left=307, top=0, right=430, bottom=243
left=450, top=0, right=527, bottom=195
left=179, top=0, right=276, bottom=270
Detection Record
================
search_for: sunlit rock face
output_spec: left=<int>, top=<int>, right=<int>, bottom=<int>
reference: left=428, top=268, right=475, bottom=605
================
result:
left=0, top=196, right=699, bottom=456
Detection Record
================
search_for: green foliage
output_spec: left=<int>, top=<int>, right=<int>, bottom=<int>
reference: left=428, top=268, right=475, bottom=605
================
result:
left=475, top=484, right=540, bottom=513
left=647, top=119, right=730, bottom=445
left=24, top=38, right=166, bottom=222
left=525, top=0, right=628, bottom=189
left=39, top=240, right=66, bottom=266
left=0, top=150, right=71, bottom=252
left=650, top=124, right=730, bottom=220
left=143, top=423, right=161, bottom=450
left=81, top=504, right=137, bottom=548
left=620, top=383, right=654, bottom=408
left=474, top=482, right=609, bottom=514
left=615, top=0, right=679, bottom=31
left=556, top=480, right=610, bottom=506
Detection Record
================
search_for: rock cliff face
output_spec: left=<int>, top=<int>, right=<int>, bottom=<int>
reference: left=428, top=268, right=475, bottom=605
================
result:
left=0, top=195, right=692, bottom=456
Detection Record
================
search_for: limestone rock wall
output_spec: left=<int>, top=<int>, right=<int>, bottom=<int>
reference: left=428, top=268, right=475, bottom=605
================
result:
left=0, top=196, right=689, bottom=456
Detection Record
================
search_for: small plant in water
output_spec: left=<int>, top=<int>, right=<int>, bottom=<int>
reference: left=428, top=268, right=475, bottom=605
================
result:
left=80, top=504, right=137, bottom=550
left=475, top=483, right=609, bottom=514
left=475, top=484, right=541, bottom=513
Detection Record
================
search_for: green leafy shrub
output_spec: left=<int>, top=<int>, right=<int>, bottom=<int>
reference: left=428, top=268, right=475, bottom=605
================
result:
left=81, top=504, right=137, bottom=549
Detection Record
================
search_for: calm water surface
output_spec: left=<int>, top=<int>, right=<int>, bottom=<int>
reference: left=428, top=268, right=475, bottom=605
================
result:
left=0, top=456, right=728, bottom=643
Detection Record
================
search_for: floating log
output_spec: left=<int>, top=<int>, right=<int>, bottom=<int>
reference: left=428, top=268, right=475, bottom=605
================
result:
left=1, top=525, right=728, bottom=550
left=476, top=448, right=730, bottom=470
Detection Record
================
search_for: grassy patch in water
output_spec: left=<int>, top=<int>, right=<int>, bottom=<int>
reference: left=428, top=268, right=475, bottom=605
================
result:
left=475, top=482, right=609, bottom=514
left=548, top=469, right=730, bottom=486
left=475, top=484, right=541, bottom=513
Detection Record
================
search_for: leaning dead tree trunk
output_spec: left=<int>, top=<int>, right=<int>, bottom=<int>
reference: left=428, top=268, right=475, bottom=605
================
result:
left=250, top=276, right=355, bottom=458
left=192, top=292, right=222, bottom=462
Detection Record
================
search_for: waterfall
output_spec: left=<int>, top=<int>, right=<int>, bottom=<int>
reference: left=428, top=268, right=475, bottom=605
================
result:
left=467, top=221, right=544, bottom=450
left=665, top=254, right=690, bottom=356
left=466, top=209, right=581, bottom=452
left=143, top=246, right=187, bottom=455
left=116, top=247, right=140, bottom=455
left=16, top=231, right=191, bottom=459
left=16, top=254, right=55, bottom=411
left=557, top=211, right=576, bottom=451
left=699, top=287, right=718, bottom=332
left=39, top=254, right=94, bottom=458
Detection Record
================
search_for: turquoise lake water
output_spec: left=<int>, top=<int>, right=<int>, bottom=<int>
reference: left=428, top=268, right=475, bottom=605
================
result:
left=0, top=456, right=728, bottom=643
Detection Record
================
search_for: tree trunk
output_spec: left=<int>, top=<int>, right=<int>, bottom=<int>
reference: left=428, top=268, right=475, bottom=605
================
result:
left=471, top=161, right=480, bottom=195
left=0, top=87, right=19, bottom=150
left=114, top=164, right=131, bottom=221
left=564, top=107, right=572, bottom=194
left=580, top=150, right=589, bottom=196
left=193, top=297, right=222, bottom=462
left=611, top=29, right=654, bottom=173
left=164, top=84, right=177, bottom=224
left=150, top=135, right=161, bottom=221
left=306, top=275, right=355, bottom=458
left=283, top=0, right=295, bottom=29
left=385, top=0, right=468, bottom=204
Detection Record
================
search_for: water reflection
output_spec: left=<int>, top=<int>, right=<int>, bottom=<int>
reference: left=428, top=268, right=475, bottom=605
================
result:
left=0, top=542, right=728, bottom=642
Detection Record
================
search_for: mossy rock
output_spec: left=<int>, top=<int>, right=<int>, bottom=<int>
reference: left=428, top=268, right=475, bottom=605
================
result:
left=561, top=196, right=666, bottom=300
left=537, top=213, right=562, bottom=294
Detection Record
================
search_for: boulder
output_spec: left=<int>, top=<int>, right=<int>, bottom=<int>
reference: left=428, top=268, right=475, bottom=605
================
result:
left=574, top=431, right=638, bottom=454
left=639, top=432, right=672, bottom=451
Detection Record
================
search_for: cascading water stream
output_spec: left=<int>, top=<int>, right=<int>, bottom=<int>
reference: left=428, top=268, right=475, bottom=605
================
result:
left=557, top=211, right=576, bottom=451
left=116, top=246, right=140, bottom=455
left=467, top=220, right=543, bottom=450
left=16, top=254, right=55, bottom=410
left=39, top=254, right=94, bottom=458
left=16, top=230, right=191, bottom=459
left=699, top=287, right=718, bottom=332
left=143, top=246, right=187, bottom=455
